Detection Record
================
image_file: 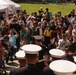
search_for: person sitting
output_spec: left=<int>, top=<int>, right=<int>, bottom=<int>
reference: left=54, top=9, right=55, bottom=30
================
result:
left=62, top=46, right=74, bottom=63
left=57, top=33, right=69, bottom=50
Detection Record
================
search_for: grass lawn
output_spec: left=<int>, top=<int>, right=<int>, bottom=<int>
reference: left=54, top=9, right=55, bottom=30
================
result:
left=19, top=3, right=76, bottom=16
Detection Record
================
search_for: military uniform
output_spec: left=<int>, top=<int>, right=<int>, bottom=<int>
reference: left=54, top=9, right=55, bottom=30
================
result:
left=10, top=64, right=46, bottom=75
left=10, top=44, right=46, bottom=75
left=43, top=67, right=55, bottom=75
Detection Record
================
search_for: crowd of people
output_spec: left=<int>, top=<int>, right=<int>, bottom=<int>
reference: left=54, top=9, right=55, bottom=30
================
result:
left=12, top=0, right=74, bottom=3
left=0, top=7, right=76, bottom=75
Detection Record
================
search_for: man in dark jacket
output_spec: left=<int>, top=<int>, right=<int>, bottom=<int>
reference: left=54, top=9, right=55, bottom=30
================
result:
left=43, top=67, right=55, bottom=75
left=9, top=44, right=46, bottom=75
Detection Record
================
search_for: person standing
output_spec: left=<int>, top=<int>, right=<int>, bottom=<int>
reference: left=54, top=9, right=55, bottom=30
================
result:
left=0, top=41, right=5, bottom=68
left=62, top=46, right=74, bottom=63
left=8, top=29, right=19, bottom=56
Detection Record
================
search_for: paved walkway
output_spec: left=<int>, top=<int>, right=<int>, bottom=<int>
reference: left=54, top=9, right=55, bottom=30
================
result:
left=4, top=59, right=20, bottom=75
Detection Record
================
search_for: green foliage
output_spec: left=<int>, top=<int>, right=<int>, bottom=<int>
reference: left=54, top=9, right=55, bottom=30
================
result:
left=19, top=3, right=76, bottom=16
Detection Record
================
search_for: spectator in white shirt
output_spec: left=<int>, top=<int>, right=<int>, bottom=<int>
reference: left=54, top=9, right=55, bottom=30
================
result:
left=57, top=34, right=69, bottom=50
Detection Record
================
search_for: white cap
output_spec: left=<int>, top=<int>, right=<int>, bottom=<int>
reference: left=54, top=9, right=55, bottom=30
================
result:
left=33, top=35, right=43, bottom=42
left=49, top=60, right=76, bottom=75
left=49, top=49, right=65, bottom=58
left=21, top=44, right=42, bottom=54
left=15, top=50, right=25, bottom=59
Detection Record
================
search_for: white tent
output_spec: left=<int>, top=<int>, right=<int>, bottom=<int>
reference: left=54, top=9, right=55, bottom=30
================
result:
left=3, top=0, right=21, bottom=10
left=0, top=0, right=14, bottom=6
left=0, top=0, right=21, bottom=14
left=0, top=5, right=8, bottom=12
left=0, top=0, right=15, bottom=14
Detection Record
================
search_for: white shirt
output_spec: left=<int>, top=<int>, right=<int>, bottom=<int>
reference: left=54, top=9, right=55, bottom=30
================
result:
left=58, top=39, right=69, bottom=50
left=72, top=29, right=76, bottom=43
left=8, top=34, right=17, bottom=46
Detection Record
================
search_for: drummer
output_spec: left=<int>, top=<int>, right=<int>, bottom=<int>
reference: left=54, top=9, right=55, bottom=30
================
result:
left=10, top=44, right=46, bottom=75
